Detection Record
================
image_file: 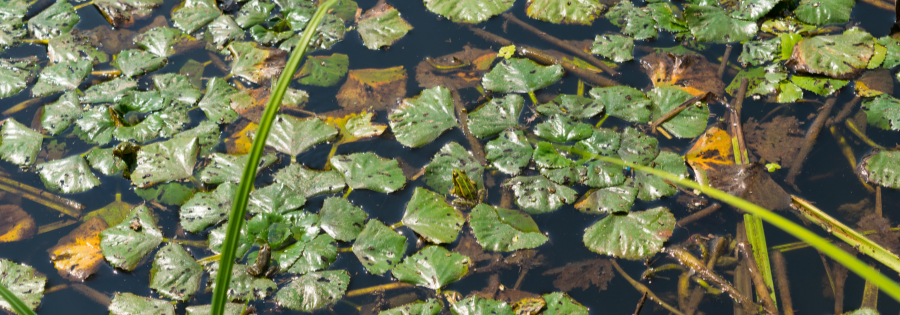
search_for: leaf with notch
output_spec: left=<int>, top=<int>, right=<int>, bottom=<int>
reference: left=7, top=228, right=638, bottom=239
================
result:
left=180, top=182, right=237, bottom=233
left=583, top=207, right=675, bottom=260
left=149, top=243, right=202, bottom=301
left=503, top=176, right=577, bottom=214
left=130, top=137, right=199, bottom=188
left=32, top=59, right=92, bottom=97
left=37, top=155, right=100, bottom=193
left=389, top=85, right=458, bottom=148
left=352, top=219, right=407, bottom=275
left=485, top=129, right=533, bottom=176
left=401, top=187, right=464, bottom=244
left=27, top=1, right=78, bottom=40
left=198, top=153, right=277, bottom=184
left=274, top=270, right=349, bottom=312
left=0, top=118, right=41, bottom=167
left=274, top=164, right=346, bottom=197
left=330, top=152, right=406, bottom=193
left=392, top=246, right=469, bottom=290
left=424, top=141, right=484, bottom=195
left=171, top=0, right=221, bottom=34
left=266, top=115, right=338, bottom=156
left=482, top=58, right=563, bottom=93
left=470, top=204, right=547, bottom=251
left=100, top=205, right=163, bottom=271
left=468, top=94, right=523, bottom=138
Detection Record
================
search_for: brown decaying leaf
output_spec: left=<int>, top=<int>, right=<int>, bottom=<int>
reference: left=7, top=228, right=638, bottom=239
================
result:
left=224, top=119, right=258, bottom=155
left=47, top=217, right=109, bottom=281
left=336, top=66, right=407, bottom=112
left=640, top=52, right=725, bottom=97
left=743, top=116, right=804, bottom=165
left=541, top=258, right=615, bottom=292
left=856, top=68, right=894, bottom=96
left=838, top=197, right=873, bottom=224
left=83, top=25, right=139, bottom=56
left=707, top=162, right=792, bottom=211
left=686, top=126, right=734, bottom=183
left=0, top=205, right=35, bottom=242
left=856, top=213, right=900, bottom=254
left=415, top=45, right=496, bottom=90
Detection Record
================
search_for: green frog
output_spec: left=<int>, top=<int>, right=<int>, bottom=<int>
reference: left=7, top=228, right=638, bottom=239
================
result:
left=246, top=244, right=278, bottom=278
left=450, top=169, right=485, bottom=207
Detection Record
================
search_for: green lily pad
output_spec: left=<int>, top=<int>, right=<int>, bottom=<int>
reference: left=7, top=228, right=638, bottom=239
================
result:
left=235, top=0, right=274, bottom=28
left=135, top=182, right=196, bottom=206
left=863, top=94, right=900, bottom=131
left=275, top=270, right=349, bottom=312
left=266, top=115, right=338, bottom=156
left=172, top=0, right=221, bottom=34
left=485, top=129, right=533, bottom=176
left=112, top=49, right=167, bottom=78
left=583, top=160, right=626, bottom=188
left=206, top=262, right=277, bottom=301
left=130, top=137, right=200, bottom=188
left=777, top=81, right=803, bottom=103
left=467, top=94, right=523, bottom=138
left=85, top=147, right=128, bottom=176
left=208, top=15, right=243, bottom=50
left=392, top=245, right=469, bottom=290
left=74, top=105, right=115, bottom=145
left=726, top=65, right=787, bottom=97
left=738, top=37, right=780, bottom=66
left=36, top=155, right=100, bottom=193
left=541, top=166, right=585, bottom=185
left=861, top=150, right=900, bottom=188
left=0, top=259, right=45, bottom=313
left=389, top=85, right=458, bottom=148
left=0, top=118, right=41, bottom=167
left=470, top=204, right=548, bottom=251
left=683, top=4, right=757, bottom=43
left=296, top=53, right=349, bottom=87
left=319, top=197, right=367, bottom=242
left=330, top=152, right=406, bottom=193
left=534, top=115, right=594, bottom=142
left=27, top=1, right=78, bottom=40
left=82, top=78, right=137, bottom=104
left=606, top=1, right=656, bottom=40
left=380, top=299, right=443, bottom=315
left=450, top=296, right=513, bottom=315
left=153, top=73, right=202, bottom=105
left=527, top=0, right=604, bottom=25
left=589, top=86, right=651, bottom=123
left=583, top=207, right=675, bottom=260
left=423, top=0, right=514, bottom=23
left=275, top=234, right=337, bottom=274
left=591, top=34, right=634, bottom=62
left=537, top=94, right=604, bottom=120
left=115, top=90, right=168, bottom=113
left=787, top=28, right=875, bottom=79
left=180, top=182, right=237, bottom=233
left=92, top=0, right=162, bottom=28
left=574, top=128, right=620, bottom=157
left=352, top=219, right=407, bottom=275
left=790, top=75, right=848, bottom=96
left=401, top=187, right=465, bottom=244
left=533, top=141, right=576, bottom=169
left=109, top=293, right=174, bottom=315
left=877, top=36, right=900, bottom=68
left=198, top=153, right=276, bottom=184
left=47, top=32, right=108, bottom=64
left=795, top=0, right=853, bottom=25
left=174, top=121, right=220, bottom=157
left=208, top=223, right=253, bottom=258
left=32, top=59, right=91, bottom=97
left=635, top=151, right=687, bottom=201
left=0, top=19, right=24, bottom=53
left=248, top=183, right=305, bottom=215
left=0, top=57, right=38, bottom=99
left=198, top=77, right=240, bottom=124
left=274, top=164, right=346, bottom=197
left=543, top=292, right=589, bottom=315
left=482, top=58, right=564, bottom=93
left=229, top=41, right=286, bottom=84
left=647, top=2, right=688, bottom=33
left=648, top=86, right=710, bottom=139
left=576, top=178, right=636, bottom=214
left=617, top=127, right=658, bottom=166
left=100, top=205, right=163, bottom=271
left=135, top=27, right=185, bottom=58
left=185, top=303, right=245, bottom=315
left=424, top=142, right=484, bottom=194
left=149, top=243, right=202, bottom=301
left=0, top=0, right=28, bottom=20
left=249, top=24, right=293, bottom=45
left=358, top=3, right=413, bottom=50
left=283, top=13, right=346, bottom=52
left=503, top=176, right=577, bottom=214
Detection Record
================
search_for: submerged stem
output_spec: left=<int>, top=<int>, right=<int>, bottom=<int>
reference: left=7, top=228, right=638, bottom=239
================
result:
left=610, top=260, right=686, bottom=315
left=344, top=282, right=413, bottom=298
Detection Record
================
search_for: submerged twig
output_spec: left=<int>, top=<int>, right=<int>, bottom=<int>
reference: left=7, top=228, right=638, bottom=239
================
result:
left=71, top=283, right=111, bottom=307
left=771, top=251, right=794, bottom=315
left=861, top=265, right=879, bottom=309
left=1, top=98, right=41, bottom=116
left=730, top=78, right=750, bottom=164
left=785, top=95, right=838, bottom=186
left=876, top=186, right=883, bottom=217
left=37, top=219, right=78, bottom=234
left=665, top=247, right=757, bottom=310
left=736, top=242, right=778, bottom=315
left=610, top=259, right=686, bottom=315
left=501, top=13, right=619, bottom=76
left=344, top=282, right=414, bottom=298
left=650, top=92, right=711, bottom=133
left=677, top=203, right=722, bottom=227
left=633, top=292, right=648, bottom=315
left=717, top=45, right=732, bottom=79
left=0, top=176, right=83, bottom=218
left=451, top=90, right=487, bottom=165
left=828, top=96, right=860, bottom=127
left=845, top=119, right=886, bottom=150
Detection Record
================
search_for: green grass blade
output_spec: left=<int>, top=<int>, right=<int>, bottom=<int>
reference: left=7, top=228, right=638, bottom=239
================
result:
left=209, top=1, right=339, bottom=314
left=744, top=213, right=777, bottom=308
left=0, top=282, right=37, bottom=315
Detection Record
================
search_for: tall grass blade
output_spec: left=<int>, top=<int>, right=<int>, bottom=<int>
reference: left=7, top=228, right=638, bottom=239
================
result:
left=0, top=282, right=37, bottom=315
left=209, top=1, right=338, bottom=314
left=744, top=213, right=777, bottom=309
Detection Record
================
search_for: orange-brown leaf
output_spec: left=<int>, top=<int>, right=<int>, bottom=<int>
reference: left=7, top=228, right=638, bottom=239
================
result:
left=685, top=127, right=734, bottom=175
left=0, top=205, right=35, bottom=243
left=336, top=66, right=408, bottom=112
left=47, top=217, right=108, bottom=281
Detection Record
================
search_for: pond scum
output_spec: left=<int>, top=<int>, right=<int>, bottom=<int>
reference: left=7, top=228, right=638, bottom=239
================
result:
left=2, top=0, right=900, bottom=314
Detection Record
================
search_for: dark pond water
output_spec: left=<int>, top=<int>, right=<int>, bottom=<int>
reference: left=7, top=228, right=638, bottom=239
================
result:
left=2, top=0, right=900, bottom=314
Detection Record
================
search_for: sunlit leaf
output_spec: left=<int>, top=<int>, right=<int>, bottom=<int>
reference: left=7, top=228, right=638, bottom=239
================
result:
left=48, top=32, right=108, bottom=64
left=790, top=75, right=848, bottom=96
left=331, top=152, right=405, bottom=193
left=296, top=53, right=349, bottom=87
left=683, top=4, right=757, bottom=43
left=0, top=56, right=37, bottom=99
left=82, top=194, right=135, bottom=226
left=208, top=15, right=243, bottom=50
left=536, top=94, right=604, bottom=120
left=198, top=77, right=240, bottom=124
left=576, top=178, right=636, bottom=214
left=0, top=259, right=44, bottom=312
left=0, top=205, right=34, bottom=243
left=0, top=18, right=24, bottom=53
left=482, top=58, right=564, bottom=93
left=617, top=127, right=658, bottom=166
left=47, top=217, right=108, bottom=280
left=174, top=121, right=220, bottom=157
left=27, top=1, right=78, bottom=40
left=876, top=36, right=900, bottom=69
left=229, top=41, right=287, bottom=84
left=392, top=245, right=469, bottom=290
left=235, top=0, right=275, bottom=28
left=130, top=137, right=199, bottom=188
left=318, top=197, right=367, bottom=242
left=591, top=34, right=634, bottom=62
left=589, top=86, right=651, bottom=123
left=247, top=183, right=305, bottom=215
left=206, top=262, right=276, bottom=301
left=425, top=141, right=484, bottom=194
left=278, top=13, right=345, bottom=52
left=358, top=3, right=413, bottom=50
left=93, top=0, right=162, bottom=27
left=36, top=155, right=100, bottom=193
left=185, top=303, right=245, bottom=315
left=503, top=176, right=577, bottom=214
left=450, top=296, right=513, bottom=315
left=485, top=129, right=533, bottom=176
left=583, top=207, right=675, bottom=260
left=862, top=94, right=900, bottom=131
left=795, top=0, right=853, bottom=25
left=379, top=299, right=443, bottom=315
left=135, top=182, right=196, bottom=206
left=180, top=182, right=237, bottom=232
left=32, top=59, right=92, bottom=97
left=274, top=164, right=346, bottom=197
left=534, top=115, right=594, bottom=142
left=275, top=270, right=349, bottom=312
left=635, top=151, right=687, bottom=201
left=470, top=204, right=547, bottom=251
left=606, top=1, right=656, bottom=40
left=266, top=115, right=338, bottom=156
left=109, top=293, right=174, bottom=315
left=100, top=205, right=163, bottom=271
left=172, top=0, right=221, bottom=34
left=527, top=0, right=603, bottom=25
left=647, top=2, right=688, bottom=33
left=574, top=128, right=620, bottom=157
left=648, top=86, right=709, bottom=138
left=352, top=219, right=407, bottom=275
left=208, top=223, right=253, bottom=258
left=787, top=28, right=874, bottom=79
left=198, top=153, right=276, bottom=184
left=423, top=0, right=513, bottom=23
left=336, top=66, right=407, bottom=111
left=533, top=141, right=576, bottom=169
left=401, top=187, right=464, bottom=243
left=82, top=77, right=137, bottom=104
left=738, top=37, right=780, bottom=66
left=543, top=292, right=589, bottom=315
left=389, top=85, right=458, bottom=148
left=112, top=49, right=167, bottom=77
left=274, top=233, right=337, bottom=274
left=583, top=159, right=626, bottom=188
left=685, top=126, right=734, bottom=181
left=135, top=27, right=185, bottom=58
left=0, top=118, right=41, bottom=167
left=149, top=243, right=202, bottom=301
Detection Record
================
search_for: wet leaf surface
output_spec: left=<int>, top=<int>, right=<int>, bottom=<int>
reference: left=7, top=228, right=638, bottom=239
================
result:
left=470, top=204, right=547, bottom=251
left=534, top=115, right=594, bottom=142
left=184, top=303, right=245, bottom=315
left=235, top=0, right=274, bottom=29
left=425, top=142, right=484, bottom=195
left=112, top=49, right=167, bottom=77
left=379, top=299, right=443, bottom=315
left=787, top=28, right=874, bottom=79
left=174, top=121, right=221, bottom=157
left=450, top=295, right=513, bottom=315
left=352, top=219, right=407, bottom=275
left=482, top=58, right=564, bottom=93
left=357, top=3, right=413, bottom=50
left=27, top=1, right=79, bottom=40
left=180, top=182, right=236, bottom=232
left=198, top=153, right=276, bottom=184
left=537, top=94, right=604, bottom=120
left=135, top=27, right=186, bottom=58
left=791, top=75, right=848, bottom=96
left=860, top=150, right=900, bottom=189
left=607, top=1, right=657, bottom=40
left=274, top=164, right=346, bottom=197
left=862, top=94, right=900, bottom=131
left=171, top=0, right=220, bottom=34
left=583, top=207, right=675, bottom=260
left=319, top=197, right=367, bottom=242
left=485, top=129, right=533, bottom=176
left=574, top=128, right=620, bottom=157
left=274, top=270, right=349, bottom=312
left=82, top=195, right=135, bottom=226
left=617, top=127, right=659, bottom=166
left=36, top=155, right=100, bottom=193
left=738, top=37, right=780, bottom=66
left=401, top=187, right=464, bottom=244
left=0, top=118, right=41, bottom=166
left=648, top=86, right=709, bottom=138
left=683, top=4, right=757, bottom=43
left=130, top=137, right=199, bottom=188
left=503, top=175, right=577, bottom=214
left=198, top=77, right=240, bottom=124
left=248, top=183, right=305, bottom=215
left=331, top=152, right=405, bottom=193
left=32, top=59, right=92, bottom=97
left=109, top=292, right=175, bottom=315
left=392, top=245, right=469, bottom=290
left=423, top=0, right=514, bottom=23
left=589, top=86, right=651, bottom=123
left=527, top=0, right=604, bottom=25
left=337, top=66, right=407, bottom=112
left=0, top=205, right=35, bottom=242
left=266, top=115, right=338, bottom=156
left=82, top=78, right=137, bottom=104
left=275, top=233, right=337, bottom=274
left=0, top=56, right=38, bottom=99
left=533, top=141, right=576, bottom=169
left=47, top=217, right=108, bottom=281
left=0, top=259, right=44, bottom=312
left=100, top=205, right=163, bottom=271
left=467, top=94, right=523, bottom=138
left=634, top=151, right=687, bottom=201
left=591, top=34, right=634, bottom=62
left=389, top=85, right=458, bottom=148
left=295, top=53, right=349, bottom=87
left=48, top=32, right=108, bottom=64
left=207, top=262, right=277, bottom=301
left=208, top=15, right=243, bottom=50
left=795, top=0, right=853, bottom=25
left=229, top=41, right=287, bottom=84
left=149, top=243, right=202, bottom=301
left=576, top=178, right=635, bottom=214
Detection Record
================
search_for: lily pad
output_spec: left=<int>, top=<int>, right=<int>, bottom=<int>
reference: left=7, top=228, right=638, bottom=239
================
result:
left=648, top=86, right=710, bottom=138
left=130, top=137, right=200, bottom=188
left=0, top=118, right=41, bottom=166
left=248, top=183, right=305, bottom=215
left=47, top=32, right=108, bottom=64
left=647, top=2, right=688, bottom=33
left=392, top=245, right=469, bottom=290
left=543, top=292, right=589, bottom=315
left=153, top=73, right=202, bottom=105
left=208, top=223, right=253, bottom=258
left=0, top=57, right=37, bottom=99
left=174, top=121, right=220, bottom=157
left=109, top=293, right=174, bottom=315
left=470, top=204, right=548, bottom=251
left=266, top=115, right=338, bottom=156
left=589, top=86, right=651, bottom=123
left=229, top=41, right=287, bottom=84
left=380, top=299, right=443, bottom=315
left=36, top=155, right=100, bottom=193
left=112, top=49, right=167, bottom=77
left=423, top=0, right=514, bottom=23
left=27, top=1, right=79, bottom=40
left=541, top=166, right=585, bottom=185
left=207, top=262, right=277, bottom=301
left=683, top=4, right=757, bottom=43
left=198, top=153, right=276, bottom=184
left=876, top=36, right=900, bottom=68
left=279, top=13, right=345, bottom=52
left=485, top=129, right=533, bottom=176
left=606, top=1, right=656, bottom=40
left=787, top=28, right=875, bottom=79
left=738, top=37, right=780, bottom=66
left=180, top=182, right=237, bottom=233
left=275, top=270, right=349, bottom=312
left=533, top=141, right=576, bottom=169
left=82, top=78, right=137, bottom=104
left=583, top=160, right=626, bottom=188
left=330, top=152, right=406, bottom=193
left=591, top=34, right=634, bottom=62
left=790, top=75, right=848, bottom=96
left=582, top=206, right=675, bottom=260
left=357, top=3, right=413, bottom=50
left=617, top=127, right=658, bottom=166
left=424, top=142, right=484, bottom=194
left=296, top=53, right=349, bottom=87
left=795, top=0, right=853, bottom=25
left=389, top=85, right=458, bottom=148
left=401, top=187, right=465, bottom=244
left=135, top=182, right=196, bottom=206
left=861, top=150, right=900, bottom=188
left=450, top=296, right=514, bottom=315
left=635, top=151, right=687, bottom=201
left=527, top=0, right=604, bottom=25
left=467, top=94, right=523, bottom=138
left=149, top=243, right=202, bottom=301
left=274, top=164, right=346, bottom=197
left=93, top=0, right=163, bottom=27
left=208, top=15, right=243, bottom=50
left=352, top=219, right=407, bottom=275
left=537, top=94, right=605, bottom=120
left=47, top=217, right=108, bottom=281
left=482, top=58, right=564, bottom=93
left=235, top=0, right=274, bottom=28
left=576, top=178, right=636, bottom=214
left=862, top=94, right=900, bottom=131
left=574, top=128, right=620, bottom=157
left=100, top=205, right=163, bottom=271
left=0, top=259, right=45, bottom=313
left=275, top=234, right=337, bottom=274
left=534, top=115, right=594, bottom=142
left=32, top=59, right=92, bottom=97
left=82, top=194, right=135, bottom=226
left=319, top=197, right=367, bottom=242
left=198, top=77, right=240, bottom=124
left=135, top=27, right=185, bottom=58
left=503, top=176, right=578, bottom=214
left=171, top=0, right=221, bottom=34
left=185, top=304, right=245, bottom=315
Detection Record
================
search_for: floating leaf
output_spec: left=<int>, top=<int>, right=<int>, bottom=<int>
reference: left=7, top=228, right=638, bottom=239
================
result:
left=198, top=153, right=276, bottom=184
left=380, top=299, right=443, bottom=315
left=274, top=164, right=346, bottom=197
left=617, top=127, right=658, bottom=166
left=0, top=259, right=44, bottom=312
left=423, top=0, right=513, bottom=23
left=47, top=217, right=108, bottom=281
left=130, top=137, right=199, bottom=188
left=275, top=234, right=337, bottom=274
left=876, top=36, right=900, bottom=69
left=358, top=3, right=413, bottom=50
left=583, top=160, right=626, bottom=188
left=589, top=86, right=651, bottom=123
left=47, top=32, right=108, bottom=64
left=248, top=183, right=305, bottom=215
left=326, top=111, right=387, bottom=142
left=534, top=115, right=594, bottom=142
left=790, top=75, right=848, bottom=96
left=180, top=183, right=237, bottom=233
left=82, top=78, right=136, bottom=104
left=648, top=86, right=709, bottom=138
left=543, top=292, right=589, bottom=315
left=0, top=205, right=35, bottom=242
left=275, top=270, right=349, bottom=312
left=527, top=0, right=603, bottom=25
left=93, top=0, right=162, bottom=27
left=482, top=58, right=563, bottom=93
left=198, top=77, right=240, bottom=124
left=206, top=262, right=277, bottom=301
left=32, top=59, right=92, bottom=97
left=174, top=121, right=220, bottom=157
left=503, top=176, right=577, bottom=214
left=82, top=194, right=135, bottom=226
left=235, top=0, right=274, bottom=28
left=389, top=85, right=458, bottom=148
left=112, top=49, right=167, bottom=77
left=135, top=182, right=196, bottom=206
left=606, top=1, right=656, bottom=40
left=583, top=207, right=675, bottom=260
left=576, top=178, right=636, bottom=214
left=541, top=166, right=585, bottom=185
left=319, top=197, right=367, bottom=242
left=574, top=128, right=620, bottom=157
left=635, top=151, right=687, bottom=201
left=352, top=219, right=407, bottom=275
left=208, top=15, right=243, bottom=50
left=36, top=155, right=100, bottom=193
left=392, top=246, right=469, bottom=290
left=109, top=293, right=174, bottom=315
left=450, top=296, right=514, bottom=315
left=485, top=129, right=533, bottom=176
left=537, top=94, right=604, bottom=120
left=0, top=57, right=37, bottom=99
left=787, top=28, right=874, bottom=79
left=280, top=13, right=345, bottom=52
left=683, top=4, right=757, bottom=43
left=336, top=66, right=407, bottom=111
left=862, top=94, right=900, bottom=131
left=27, top=1, right=78, bottom=40
left=861, top=150, right=900, bottom=189
left=425, top=142, right=484, bottom=194
left=296, top=53, right=349, bottom=87
left=172, top=0, right=221, bottom=34
left=331, top=152, right=405, bottom=193
left=229, top=41, right=287, bottom=84
left=738, top=37, right=780, bottom=66
left=533, top=142, right=576, bottom=169
left=685, top=126, right=734, bottom=181
left=401, top=187, right=464, bottom=244
left=185, top=303, right=245, bottom=315
left=135, top=27, right=185, bottom=58
left=468, top=95, right=524, bottom=138
left=208, top=223, right=253, bottom=258
left=795, top=0, right=853, bottom=25
left=591, top=34, right=634, bottom=62
left=647, top=2, right=688, bottom=33
left=470, top=204, right=547, bottom=251
left=266, top=115, right=338, bottom=156
left=0, top=118, right=41, bottom=167
left=149, top=243, right=202, bottom=301
left=100, top=205, right=162, bottom=271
